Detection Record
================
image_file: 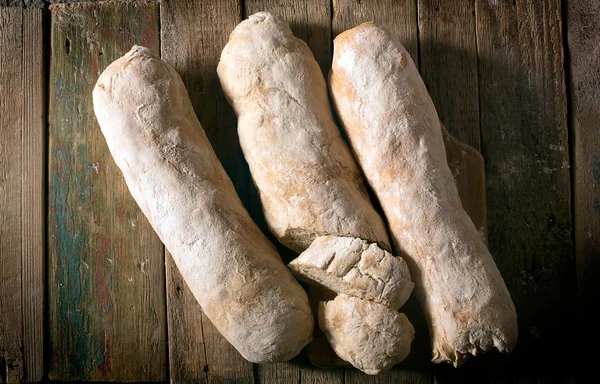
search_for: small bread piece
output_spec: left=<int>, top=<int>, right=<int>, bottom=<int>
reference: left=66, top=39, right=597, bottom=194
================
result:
left=329, top=22, right=518, bottom=366
left=93, top=46, right=313, bottom=363
left=289, top=235, right=413, bottom=310
left=319, top=295, right=414, bottom=375
left=217, top=12, right=389, bottom=252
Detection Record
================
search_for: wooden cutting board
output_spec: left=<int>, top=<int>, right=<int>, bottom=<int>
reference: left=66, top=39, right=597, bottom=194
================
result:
left=307, top=123, right=488, bottom=368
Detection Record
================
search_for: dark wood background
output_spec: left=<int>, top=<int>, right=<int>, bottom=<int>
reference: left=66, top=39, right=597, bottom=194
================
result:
left=0, top=0, right=597, bottom=383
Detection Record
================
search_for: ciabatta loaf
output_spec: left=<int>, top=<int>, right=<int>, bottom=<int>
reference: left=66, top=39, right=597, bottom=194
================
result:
left=93, top=46, right=313, bottom=363
left=217, top=12, right=389, bottom=252
left=329, top=23, right=518, bottom=367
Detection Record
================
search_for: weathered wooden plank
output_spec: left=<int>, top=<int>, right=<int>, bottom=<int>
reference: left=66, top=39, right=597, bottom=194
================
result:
left=332, top=2, right=432, bottom=382
left=160, top=1, right=254, bottom=383
left=475, top=0, right=575, bottom=380
left=48, top=2, right=166, bottom=381
left=0, top=8, right=24, bottom=384
left=0, top=0, right=43, bottom=7
left=0, top=7, right=44, bottom=383
left=418, top=0, right=480, bottom=149
left=345, top=368, right=432, bottom=384
left=21, top=8, right=45, bottom=383
left=566, top=0, right=600, bottom=380
left=301, top=367, right=345, bottom=384
left=257, top=360, right=301, bottom=384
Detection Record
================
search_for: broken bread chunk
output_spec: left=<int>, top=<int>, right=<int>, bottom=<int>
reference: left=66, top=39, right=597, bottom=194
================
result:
left=289, top=235, right=413, bottom=310
left=319, top=295, right=415, bottom=375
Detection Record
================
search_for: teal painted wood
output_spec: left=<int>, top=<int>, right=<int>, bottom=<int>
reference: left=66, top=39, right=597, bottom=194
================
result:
left=48, top=2, right=167, bottom=381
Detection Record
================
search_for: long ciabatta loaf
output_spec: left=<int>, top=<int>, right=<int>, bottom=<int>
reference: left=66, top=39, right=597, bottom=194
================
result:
left=217, top=12, right=389, bottom=252
left=93, top=46, right=313, bottom=363
left=329, top=23, right=518, bottom=366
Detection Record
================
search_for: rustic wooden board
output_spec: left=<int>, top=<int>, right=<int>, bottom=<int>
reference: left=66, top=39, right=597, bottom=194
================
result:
left=566, top=0, right=600, bottom=380
left=160, top=1, right=254, bottom=382
left=48, top=2, right=167, bottom=381
left=19, top=8, right=45, bottom=383
left=0, top=8, right=25, bottom=384
left=0, top=1, right=43, bottom=6
left=475, top=0, right=574, bottom=380
left=418, top=0, right=480, bottom=150
left=0, top=7, right=44, bottom=383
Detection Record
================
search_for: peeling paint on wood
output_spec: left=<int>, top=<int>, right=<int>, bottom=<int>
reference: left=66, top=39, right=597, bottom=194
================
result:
left=48, top=2, right=166, bottom=381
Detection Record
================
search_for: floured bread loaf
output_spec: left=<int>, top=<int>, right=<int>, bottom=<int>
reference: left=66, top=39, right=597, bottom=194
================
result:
left=289, top=235, right=413, bottom=310
left=217, top=12, right=389, bottom=252
left=329, top=22, right=518, bottom=366
left=93, top=46, right=313, bottom=363
left=319, top=295, right=415, bottom=375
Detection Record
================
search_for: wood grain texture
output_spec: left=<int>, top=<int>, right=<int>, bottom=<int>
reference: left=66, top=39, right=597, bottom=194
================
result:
left=1, top=7, right=44, bottom=383
left=160, top=1, right=254, bottom=383
left=476, top=0, right=574, bottom=379
left=0, top=0, right=44, bottom=7
left=21, top=8, right=45, bottom=383
left=345, top=368, right=432, bottom=384
left=418, top=0, right=480, bottom=149
left=164, top=251, right=208, bottom=384
left=48, top=2, right=166, bottom=381
left=566, top=0, right=600, bottom=379
left=0, top=8, right=24, bottom=384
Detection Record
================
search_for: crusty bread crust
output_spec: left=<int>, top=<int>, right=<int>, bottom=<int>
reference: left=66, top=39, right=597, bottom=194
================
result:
left=289, top=235, right=413, bottom=310
left=330, top=23, right=518, bottom=366
left=319, top=295, right=415, bottom=375
left=217, top=12, right=390, bottom=252
left=93, top=46, right=313, bottom=363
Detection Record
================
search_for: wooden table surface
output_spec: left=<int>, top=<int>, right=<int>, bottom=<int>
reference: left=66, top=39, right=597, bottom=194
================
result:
left=0, top=0, right=597, bottom=383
